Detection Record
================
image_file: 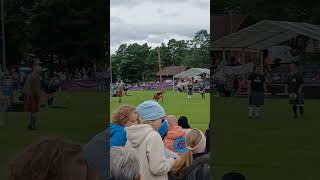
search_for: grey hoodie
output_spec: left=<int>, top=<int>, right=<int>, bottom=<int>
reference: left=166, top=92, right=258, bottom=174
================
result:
left=125, top=124, right=175, bottom=180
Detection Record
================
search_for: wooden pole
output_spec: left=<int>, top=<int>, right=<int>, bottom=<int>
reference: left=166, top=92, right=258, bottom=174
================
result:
left=157, top=47, right=164, bottom=102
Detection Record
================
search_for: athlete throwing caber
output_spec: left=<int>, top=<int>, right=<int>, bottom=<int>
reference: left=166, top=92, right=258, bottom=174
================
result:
left=287, top=62, right=304, bottom=118
left=247, top=66, right=267, bottom=119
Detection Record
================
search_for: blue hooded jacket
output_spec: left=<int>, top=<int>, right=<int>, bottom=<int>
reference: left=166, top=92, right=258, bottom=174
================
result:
left=110, top=123, right=127, bottom=147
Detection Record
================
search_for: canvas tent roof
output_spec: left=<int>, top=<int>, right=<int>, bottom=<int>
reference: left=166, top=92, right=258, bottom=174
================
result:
left=213, top=20, right=320, bottom=50
left=173, top=68, right=210, bottom=79
left=157, top=66, right=187, bottom=76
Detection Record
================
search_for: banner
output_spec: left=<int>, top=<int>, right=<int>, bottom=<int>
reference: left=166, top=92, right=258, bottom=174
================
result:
left=61, top=80, right=100, bottom=91
left=128, top=83, right=170, bottom=91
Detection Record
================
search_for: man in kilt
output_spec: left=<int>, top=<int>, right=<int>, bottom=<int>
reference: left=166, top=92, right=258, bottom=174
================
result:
left=23, top=65, right=42, bottom=130
left=199, top=82, right=206, bottom=99
left=247, top=66, right=267, bottom=118
left=287, top=62, right=304, bottom=118
left=117, top=80, right=124, bottom=103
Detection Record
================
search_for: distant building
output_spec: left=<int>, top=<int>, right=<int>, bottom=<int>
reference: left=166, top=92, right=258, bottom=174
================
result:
left=157, top=66, right=188, bottom=80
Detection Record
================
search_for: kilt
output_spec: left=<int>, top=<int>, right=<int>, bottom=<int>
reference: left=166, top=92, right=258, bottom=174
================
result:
left=188, top=90, right=193, bottom=95
left=289, top=93, right=304, bottom=105
left=249, top=91, right=264, bottom=106
left=24, top=96, right=39, bottom=113
left=117, top=90, right=123, bottom=97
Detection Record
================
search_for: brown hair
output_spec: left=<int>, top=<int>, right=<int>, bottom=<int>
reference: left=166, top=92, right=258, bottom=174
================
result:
left=112, top=105, right=138, bottom=125
left=171, top=129, right=203, bottom=177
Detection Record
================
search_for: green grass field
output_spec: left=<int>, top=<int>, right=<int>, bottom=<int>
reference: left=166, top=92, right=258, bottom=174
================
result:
left=111, top=90, right=210, bottom=132
left=0, top=91, right=106, bottom=180
left=213, top=97, right=320, bottom=180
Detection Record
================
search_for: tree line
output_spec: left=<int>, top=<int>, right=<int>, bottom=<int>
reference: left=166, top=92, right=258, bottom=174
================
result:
left=111, top=29, right=210, bottom=83
left=1, top=0, right=108, bottom=69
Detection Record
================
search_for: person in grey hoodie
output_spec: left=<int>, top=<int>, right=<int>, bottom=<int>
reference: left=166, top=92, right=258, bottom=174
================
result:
left=125, top=100, right=179, bottom=180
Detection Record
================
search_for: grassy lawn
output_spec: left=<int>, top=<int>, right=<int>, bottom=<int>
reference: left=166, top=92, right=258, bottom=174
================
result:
left=0, top=91, right=106, bottom=180
left=110, top=90, right=210, bottom=132
left=213, top=97, right=320, bottom=180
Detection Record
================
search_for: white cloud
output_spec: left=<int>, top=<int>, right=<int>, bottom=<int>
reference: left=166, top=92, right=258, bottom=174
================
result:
left=110, top=0, right=209, bottom=54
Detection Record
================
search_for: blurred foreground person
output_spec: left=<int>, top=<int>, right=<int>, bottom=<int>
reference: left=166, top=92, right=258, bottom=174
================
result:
left=10, top=137, right=98, bottom=180
left=110, top=147, right=141, bottom=180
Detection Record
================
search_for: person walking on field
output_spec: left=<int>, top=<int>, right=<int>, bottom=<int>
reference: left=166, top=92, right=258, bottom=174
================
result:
left=199, top=82, right=206, bottom=99
left=287, top=62, right=304, bottom=118
left=23, top=65, right=42, bottom=130
left=187, top=83, right=193, bottom=99
left=247, top=66, right=267, bottom=119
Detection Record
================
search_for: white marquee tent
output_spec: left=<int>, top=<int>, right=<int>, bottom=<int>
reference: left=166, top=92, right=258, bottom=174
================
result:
left=172, top=68, right=210, bottom=92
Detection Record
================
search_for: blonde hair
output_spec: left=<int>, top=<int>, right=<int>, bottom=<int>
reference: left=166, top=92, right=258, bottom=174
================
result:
left=112, top=105, right=140, bottom=125
left=171, top=129, right=203, bottom=177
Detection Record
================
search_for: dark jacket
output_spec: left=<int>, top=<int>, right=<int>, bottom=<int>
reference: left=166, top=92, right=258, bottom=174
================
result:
left=169, top=153, right=212, bottom=180
left=84, top=130, right=108, bottom=179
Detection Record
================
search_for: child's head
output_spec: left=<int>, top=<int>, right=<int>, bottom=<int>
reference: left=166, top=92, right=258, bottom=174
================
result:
left=136, top=100, right=166, bottom=131
left=112, top=105, right=141, bottom=127
left=167, top=115, right=178, bottom=128
left=171, top=129, right=206, bottom=176
left=178, top=116, right=190, bottom=129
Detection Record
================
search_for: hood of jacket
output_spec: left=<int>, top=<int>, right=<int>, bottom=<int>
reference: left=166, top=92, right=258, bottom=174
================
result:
left=110, top=123, right=127, bottom=147
left=166, top=125, right=186, bottom=140
left=125, top=124, right=153, bottom=148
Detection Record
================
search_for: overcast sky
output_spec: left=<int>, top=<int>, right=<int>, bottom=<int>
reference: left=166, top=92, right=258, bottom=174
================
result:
left=110, top=0, right=210, bottom=54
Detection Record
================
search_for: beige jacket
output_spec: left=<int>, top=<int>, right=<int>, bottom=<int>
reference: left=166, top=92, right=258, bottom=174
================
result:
left=125, top=124, right=175, bottom=180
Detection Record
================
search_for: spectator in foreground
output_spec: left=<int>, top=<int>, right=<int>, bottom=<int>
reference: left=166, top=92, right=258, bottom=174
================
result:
left=125, top=100, right=179, bottom=180
left=170, top=128, right=211, bottom=180
left=110, top=105, right=141, bottom=147
left=110, top=147, right=141, bottom=180
left=205, top=122, right=211, bottom=153
left=10, top=137, right=98, bottom=180
left=178, top=116, right=192, bottom=134
left=164, top=115, right=188, bottom=156
left=84, top=129, right=108, bottom=179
